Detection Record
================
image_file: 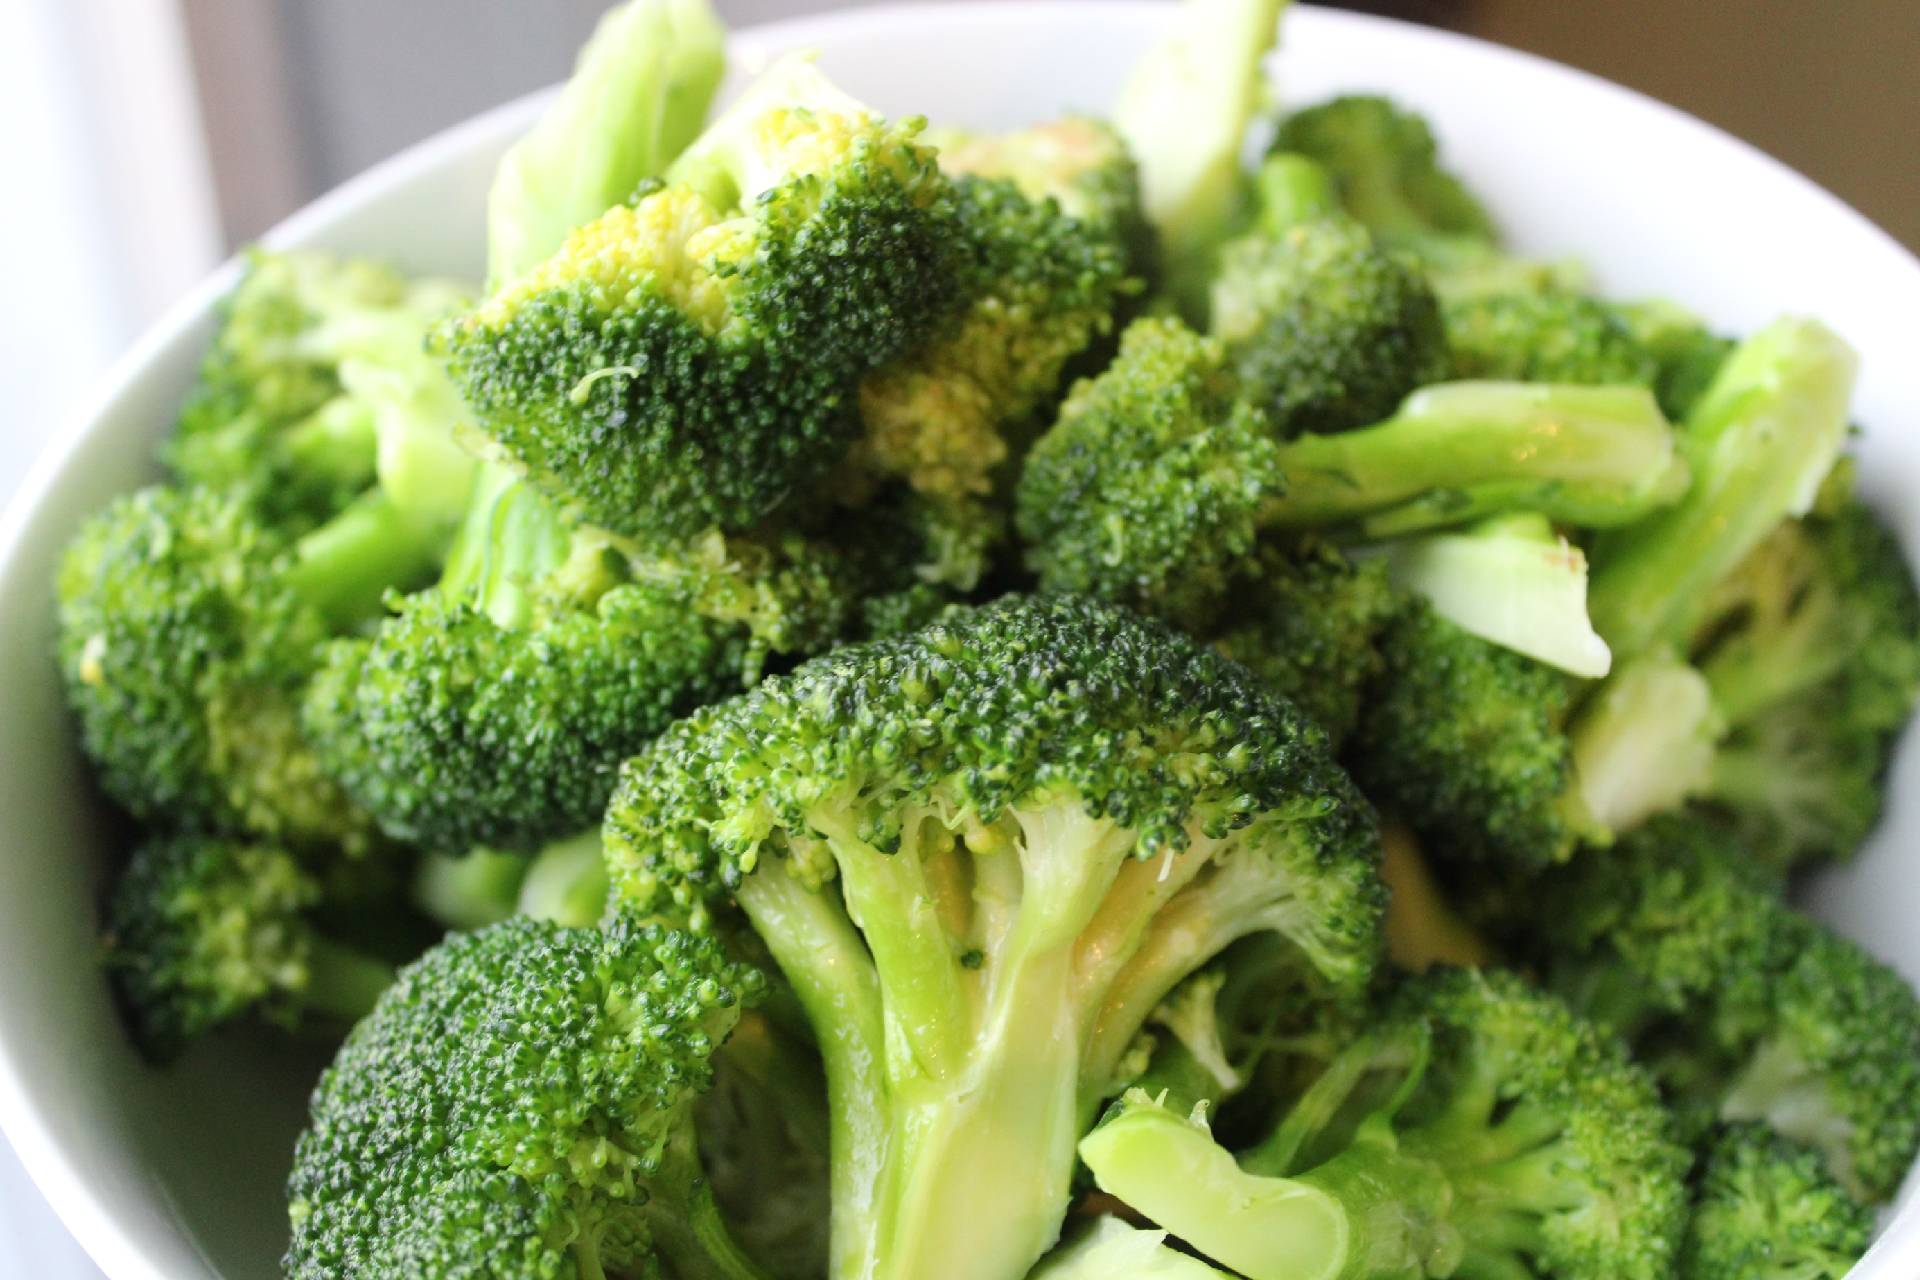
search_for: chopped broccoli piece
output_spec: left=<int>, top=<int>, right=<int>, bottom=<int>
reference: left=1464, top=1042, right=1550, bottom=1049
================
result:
left=604, top=594, right=1385, bottom=1280
left=1081, top=969, right=1689, bottom=1280
left=1445, top=290, right=1658, bottom=387
left=284, top=916, right=770, bottom=1279
left=1680, top=1123, right=1873, bottom=1280
left=1211, top=217, right=1450, bottom=435
left=439, top=56, right=969, bottom=538
left=1030, top=1218, right=1236, bottom=1278
left=1272, top=94, right=1499, bottom=252
left=484, top=0, right=726, bottom=285
left=1589, top=317, right=1858, bottom=657
left=102, top=836, right=394, bottom=1062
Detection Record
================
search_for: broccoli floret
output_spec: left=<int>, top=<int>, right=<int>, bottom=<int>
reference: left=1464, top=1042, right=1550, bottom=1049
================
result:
left=1272, top=94, right=1499, bottom=252
left=1445, top=290, right=1658, bottom=386
left=1207, top=539, right=1398, bottom=747
left=1030, top=1218, right=1236, bottom=1278
left=55, top=485, right=417, bottom=847
left=1020, top=317, right=1680, bottom=619
left=101, top=836, right=395, bottom=1062
left=604, top=594, right=1385, bottom=1280
left=1348, top=601, right=1593, bottom=868
left=283, top=916, right=770, bottom=1279
left=306, top=464, right=863, bottom=854
left=439, top=56, right=968, bottom=538
left=1680, top=1124, right=1873, bottom=1280
left=1589, top=317, right=1858, bottom=657
left=1514, top=814, right=1920, bottom=1202
left=1081, top=969, right=1689, bottom=1280
left=1211, top=217, right=1450, bottom=435
left=483, top=0, right=726, bottom=286
left=1114, top=0, right=1288, bottom=317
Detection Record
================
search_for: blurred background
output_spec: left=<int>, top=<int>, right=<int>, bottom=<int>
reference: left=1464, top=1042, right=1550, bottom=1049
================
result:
left=0, top=0, right=1915, bottom=1273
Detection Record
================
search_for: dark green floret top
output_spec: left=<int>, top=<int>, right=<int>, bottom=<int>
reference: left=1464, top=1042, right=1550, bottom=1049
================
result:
left=284, top=915, right=768, bottom=1280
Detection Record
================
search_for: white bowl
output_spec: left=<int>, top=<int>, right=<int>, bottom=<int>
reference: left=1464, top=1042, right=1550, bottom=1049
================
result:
left=3, top=3, right=1917, bottom=1277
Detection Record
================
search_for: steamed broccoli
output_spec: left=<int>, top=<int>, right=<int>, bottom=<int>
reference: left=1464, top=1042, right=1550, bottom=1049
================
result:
left=305, top=463, right=863, bottom=854
left=284, top=916, right=770, bottom=1279
left=1018, top=317, right=1681, bottom=622
left=439, top=56, right=968, bottom=538
left=1081, top=969, right=1689, bottom=1280
left=1030, top=1218, right=1236, bottom=1278
left=1512, top=814, right=1920, bottom=1202
left=1680, top=1123, right=1873, bottom=1280
left=1617, top=299, right=1734, bottom=421
left=102, top=835, right=395, bottom=1062
left=1445, top=290, right=1658, bottom=387
left=1211, top=215, right=1450, bottom=435
left=604, top=595, right=1385, bottom=1280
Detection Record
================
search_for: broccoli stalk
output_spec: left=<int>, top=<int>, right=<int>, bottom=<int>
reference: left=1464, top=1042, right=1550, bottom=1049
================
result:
left=485, top=0, right=726, bottom=286
left=605, top=596, right=1385, bottom=1280
left=1029, top=1218, right=1237, bottom=1278
left=1589, top=316, right=1857, bottom=657
left=1564, top=653, right=1720, bottom=834
left=1081, top=971, right=1690, bottom=1280
left=1114, top=0, right=1290, bottom=318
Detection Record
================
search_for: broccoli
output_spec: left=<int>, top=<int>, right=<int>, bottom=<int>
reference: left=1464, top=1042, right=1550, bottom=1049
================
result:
left=1114, top=0, right=1289, bottom=317
left=1017, top=316, right=1681, bottom=620
left=1589, top=316, right=1857, bottom=657
left=1210, top=216, right=1451, bottom=435
left=283, top=916, right=771, bottom=1279
left=1377, top=824, right=1496, bottom=973
left=165, top=250, right=476, bottom=538
left=305, top=462, right=864, bottom=854
left=1680, top=1123, right=1873, bottom=1280
left=1272, top=94, right=1499, bottom=254
left=1688, top=478, right=1920, bottom=865
left=1445, top=290, right=1658, bottom=387
left=411, top=830, right=612, bottom=931
left=1029, top=1218, right=1236, bottom=1278
left=1617, top=299, right=1734, bottom=422
left=483, top=0, right=726, bottom=286
left=1081, top=968, right=1689, bottom=1280
left=55, top=485, right=416, bottom=846
left=438, top=55, right=969, bottom=538
left=603, top=595, right=1385, bottom=1280
left=1206, top=539, right=1398, bottom=747
left=1511, top=814, right=1920, bottom=1202
left=102, top=835, right=395, bottom=1062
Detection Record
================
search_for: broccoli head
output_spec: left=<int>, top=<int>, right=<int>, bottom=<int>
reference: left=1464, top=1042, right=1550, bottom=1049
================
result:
left=305, top=464, right=863, bottom=854
left=438, top=56, right=968, bottom=538
left=604, top=594, right=1385, bottom=1280
left=56, top=485, right=390, bottom=847
left=1081, top=968, right=1689, bottom=1280
left=283, top=916, right=770, bottom=1279
left=1680, top=1123, right=1873, bottom=1280
left=102, top=836, right=394, bottom=1062
left=1210, top=216, right=1450, bottom=436
left=1445, top=290, right=1658, bottom=387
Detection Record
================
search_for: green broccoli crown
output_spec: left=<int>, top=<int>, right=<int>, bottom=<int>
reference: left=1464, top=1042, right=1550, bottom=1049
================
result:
left=284, top=915, right=767, bottom=1280
left=604, top=593, right=1384, bottom=1280
left=102, top=836, right=392, bottom=1062
left=1680, top=1123, right=1873, bottom=1280
left=305, top=470, right=863, bottom=854
left=1017, top=317, right=1284, bottom=620
left=1445, top=291, right=1658, bottom=387
left=438, top=60, right=969, bottom=538
left=851, top=133, right=1139, bottom=512
left=1271, top=95, right=1499, bottom=249
left=1211, top=217, right=1450, bottom=435
left=1207, top=539, right=1399, bottom=749
left=56, top=485, right=374, bottom=847
left=1348, top=601, right=1588, bottom=868
left=1083, top=969, right=1688, bottom=1280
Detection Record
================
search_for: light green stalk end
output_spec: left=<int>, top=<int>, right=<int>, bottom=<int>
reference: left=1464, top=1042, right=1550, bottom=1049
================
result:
left=487, top=0, right=727, bottom=285
left=1569, top=654, right=1720, bottom=835
left=1029, top=1218, right=1237, bottom=1279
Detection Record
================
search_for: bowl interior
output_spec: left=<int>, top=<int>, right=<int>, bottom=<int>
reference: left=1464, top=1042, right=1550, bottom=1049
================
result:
left=2, top=4, right=1917, bottom=1277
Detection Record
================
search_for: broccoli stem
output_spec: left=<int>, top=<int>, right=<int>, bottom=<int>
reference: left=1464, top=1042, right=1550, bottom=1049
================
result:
left=436, top=461, right=579, bottom=627
left=283, top=491, right=445, bottom=628
left=653, top=1173, right=778, bottom=1280
left=411, top=847, right=529, bottom=931
left=1698, top=637, right=1850, bottom=730
left=282, top=397, right=379, bottom=493
left=1267, top=382, right=1683, bottom=534
left=1248, top=154, right=1342, bottom=237
left=1565, top=654, right=1719, bottom=834
left=1588, top=317, right=1857, bottom=656
left=514, top=829, right=609, bottom=926
left=299, top=936, right=397, bottom=1025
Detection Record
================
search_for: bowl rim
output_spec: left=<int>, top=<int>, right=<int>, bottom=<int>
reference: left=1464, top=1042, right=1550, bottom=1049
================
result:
left=2, top=3, right=1916, bottom=1277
